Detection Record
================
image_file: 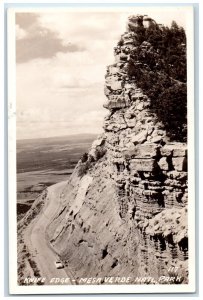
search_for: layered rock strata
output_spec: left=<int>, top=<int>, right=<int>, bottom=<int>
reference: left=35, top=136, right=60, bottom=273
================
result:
left=43, top=15, right=188, bottom=284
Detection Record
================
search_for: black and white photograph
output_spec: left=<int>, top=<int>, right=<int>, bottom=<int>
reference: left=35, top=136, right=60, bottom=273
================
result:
left=7, top=5, right=195, bottom=294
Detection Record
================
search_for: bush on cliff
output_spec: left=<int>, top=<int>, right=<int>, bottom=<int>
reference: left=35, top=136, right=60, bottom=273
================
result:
left=78, top=153, right=96, bottom=177
left=125, top=20, right=187, bottom=142
left=78, top=162, right=90, bottom=177
left=155, top=84, right=187, bottom=141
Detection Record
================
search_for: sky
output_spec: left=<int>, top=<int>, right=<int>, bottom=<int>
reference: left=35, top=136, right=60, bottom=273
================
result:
left=16, top=7, right=187, bottom=140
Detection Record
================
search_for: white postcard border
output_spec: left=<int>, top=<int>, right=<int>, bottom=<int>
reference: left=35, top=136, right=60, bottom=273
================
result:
left=7, top=4, right=196, bottom=294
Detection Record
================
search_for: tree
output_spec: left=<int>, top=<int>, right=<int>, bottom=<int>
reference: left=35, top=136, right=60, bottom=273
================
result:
left=126, top=19, right=187, bottom=141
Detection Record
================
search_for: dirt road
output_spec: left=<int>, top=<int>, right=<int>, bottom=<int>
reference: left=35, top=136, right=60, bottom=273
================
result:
left=24, top=181, right=74, bottom=285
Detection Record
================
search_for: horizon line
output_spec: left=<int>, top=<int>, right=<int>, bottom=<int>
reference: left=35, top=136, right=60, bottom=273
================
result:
left=16, top=132, right=100, bottom=141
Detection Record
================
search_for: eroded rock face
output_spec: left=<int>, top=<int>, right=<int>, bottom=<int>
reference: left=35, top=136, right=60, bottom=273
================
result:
left=46, top=15, right=188, bottom=284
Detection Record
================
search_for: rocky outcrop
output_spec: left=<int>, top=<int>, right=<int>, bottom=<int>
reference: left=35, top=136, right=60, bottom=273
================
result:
left=45, top=15, right=188, bottom=284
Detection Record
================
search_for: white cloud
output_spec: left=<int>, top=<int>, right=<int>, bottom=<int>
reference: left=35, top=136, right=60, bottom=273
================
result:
left=39, top=12, right=125, bottom=43
left=16, top=24, right=27, bottom=40
left=38, top=9, right=186, bottom=45
left=16, top=8, right=187, bottom=139
left=16, top=52, right=107, bottom=139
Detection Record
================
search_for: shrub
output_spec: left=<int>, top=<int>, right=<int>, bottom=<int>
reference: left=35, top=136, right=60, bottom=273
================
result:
left=81, top=152, right=88, bottom=163
left=126, top=20, right=187, bottom=141
left=78, top=158, right=92, bottom=177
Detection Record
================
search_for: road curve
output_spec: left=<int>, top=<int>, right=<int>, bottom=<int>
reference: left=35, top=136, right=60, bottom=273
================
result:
left=24, top=181, right=74, bottom=285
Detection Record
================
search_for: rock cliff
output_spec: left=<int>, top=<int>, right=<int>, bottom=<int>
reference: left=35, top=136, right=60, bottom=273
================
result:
left=19, top=15, right=188, bottom=285
left=44, top=15, right=188, bottom=284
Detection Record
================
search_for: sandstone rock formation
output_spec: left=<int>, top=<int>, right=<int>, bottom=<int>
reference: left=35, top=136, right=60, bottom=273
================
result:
left=44, top=15, right=188, bottom=284
left=19, top=15, right=188, bottom=285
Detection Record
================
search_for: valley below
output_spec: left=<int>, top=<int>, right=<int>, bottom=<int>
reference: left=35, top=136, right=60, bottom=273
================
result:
left=17, top=134, right=96, bottom=220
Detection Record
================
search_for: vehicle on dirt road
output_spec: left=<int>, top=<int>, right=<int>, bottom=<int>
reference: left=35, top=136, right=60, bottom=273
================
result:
left=54, top=261, right=64, bottom=269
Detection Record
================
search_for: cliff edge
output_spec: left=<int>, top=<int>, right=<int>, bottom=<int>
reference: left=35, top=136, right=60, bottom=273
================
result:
left=45, top=15, right=188, bottom=283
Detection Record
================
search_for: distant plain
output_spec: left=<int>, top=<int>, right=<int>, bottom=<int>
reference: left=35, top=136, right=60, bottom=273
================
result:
left=17, top=134, right=97, bottom=219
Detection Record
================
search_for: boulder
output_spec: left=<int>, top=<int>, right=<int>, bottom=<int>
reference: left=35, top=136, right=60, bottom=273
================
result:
left=173, top=144, right=187, bottom=157
left=120, top=53, right=128, bottom=61
left=104, top=112, right=127, bottom=132
left=130, top=158, right=157, bottom=172
left=121, top=32, right=137, bottom=45
left=105, top=77, right=123, bottom=91
left=172, top=157, right=187, bottom=172
left=127, top=15, right=144, bottom=31
left=160, top=143, right=187, bottom=157
left=136, top=102, right=145, bottom=111
left=125, top=118, right=136, bottom=128
left=104, top=86, right=111, bottom=97
left=158, top=157, right=169, bottom=171
left=108, top=65, right=120, bottom=75
left=123, top=143, right=159, bottom=159
left=131, top=90, right=144, bottom=101
left=131, top=130, right=148, bottom=145
left=150, top=135, right=163, bottom=143
left=160, top=144, right=175, bottom=156
left=103, top=97, right=129, bottom=110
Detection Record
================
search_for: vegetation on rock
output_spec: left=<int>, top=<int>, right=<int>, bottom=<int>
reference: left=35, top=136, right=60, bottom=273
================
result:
left=122, top=20, right=187, bottom=141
